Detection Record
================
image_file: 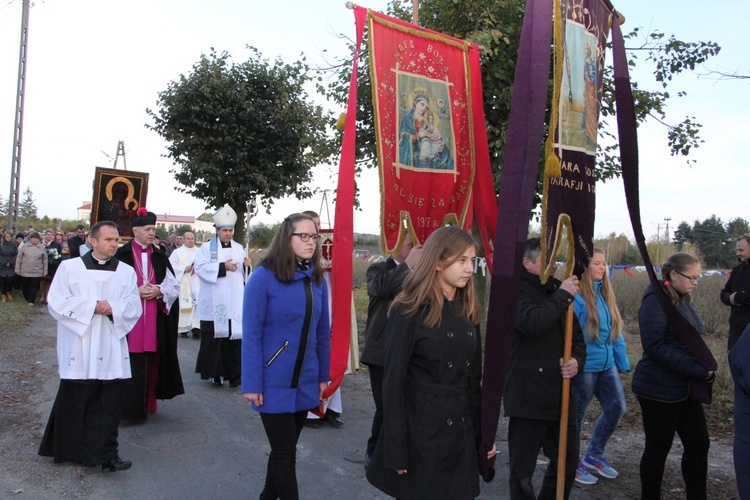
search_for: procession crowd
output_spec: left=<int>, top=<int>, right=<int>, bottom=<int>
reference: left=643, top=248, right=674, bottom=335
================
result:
left=21, top=209, right=750, bottom=499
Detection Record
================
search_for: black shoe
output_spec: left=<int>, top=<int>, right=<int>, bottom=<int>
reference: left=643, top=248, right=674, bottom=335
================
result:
left=102, top=455, right=132, bottom=472
left=325, top=410, right=344, bottom=428
left=211, top=377, right=223, bottom=387
left=180, top=332, right=188, bottom=338
left=305, top=418, right=321, bottom=429
left=229, top=377, right=241, bottom=388
left=192, top=329, right=201, bottom=339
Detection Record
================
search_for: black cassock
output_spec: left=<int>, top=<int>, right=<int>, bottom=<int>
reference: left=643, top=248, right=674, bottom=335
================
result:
left=116, top=242, right=184, bottom=420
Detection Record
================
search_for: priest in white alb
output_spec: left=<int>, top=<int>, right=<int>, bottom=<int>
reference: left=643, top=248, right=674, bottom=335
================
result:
left=39, top=221, right=142, bottom=472
left=194, top=204, right=251, bottom=388
left=169, top=231, right=201, bottom=339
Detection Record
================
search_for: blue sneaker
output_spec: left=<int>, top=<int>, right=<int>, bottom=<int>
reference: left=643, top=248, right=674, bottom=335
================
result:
left=575, top=463, right=598, bottom=485
left=582, top=454, right=618, bottom=479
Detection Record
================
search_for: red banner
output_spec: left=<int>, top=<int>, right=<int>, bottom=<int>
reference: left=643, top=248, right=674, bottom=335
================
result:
left=369, top=11, right=486, bottom=248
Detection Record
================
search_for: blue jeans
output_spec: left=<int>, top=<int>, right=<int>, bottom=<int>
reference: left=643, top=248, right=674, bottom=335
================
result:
left=572, top=364, right=626, bottom=457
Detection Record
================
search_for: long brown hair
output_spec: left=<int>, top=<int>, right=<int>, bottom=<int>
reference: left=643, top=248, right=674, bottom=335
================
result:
left=661, top=252, right=700, bottom=305
left=579, top=249, right=622, bottom=342
left=390, top=226, right=480, bottom=328
left=260, top=213, right=323, bottom=284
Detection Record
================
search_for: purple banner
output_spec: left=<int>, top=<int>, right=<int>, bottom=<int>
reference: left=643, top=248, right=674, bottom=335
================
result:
left=541, top=0, right=612, bottom=277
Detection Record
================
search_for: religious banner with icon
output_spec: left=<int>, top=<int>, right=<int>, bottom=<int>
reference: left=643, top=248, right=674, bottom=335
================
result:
left=90, top=167, right=149, bottom=239
left=319, top=229, right=334, bottom=270
left=540, top=0, right=612, bottom=279
left=368, top=10, right=491, bottom=250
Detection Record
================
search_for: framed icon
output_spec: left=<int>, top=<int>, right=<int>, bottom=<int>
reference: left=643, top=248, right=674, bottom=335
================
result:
left=90, top=167, right=149, bottom=240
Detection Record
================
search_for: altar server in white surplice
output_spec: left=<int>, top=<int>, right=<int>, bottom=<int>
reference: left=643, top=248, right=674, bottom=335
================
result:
left=194, top=204, right=252, bottom=388
left=38, top=221, right=142, bottom=472
left=169, top=231, right=201, bottom=338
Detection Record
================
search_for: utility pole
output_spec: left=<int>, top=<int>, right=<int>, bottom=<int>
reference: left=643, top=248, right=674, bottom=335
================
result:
left=7, top=0, right=31, bottom=232
left=111, top=140, right=128, bottom=170
left=656, top=223, right=661, bottom=265
left=664, top=217, right=671, bottom=257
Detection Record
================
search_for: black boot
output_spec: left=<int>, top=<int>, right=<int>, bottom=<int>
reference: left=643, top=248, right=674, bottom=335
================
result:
left=325, top=409, right=344, bottom=428
left=102, top=455, right=132, bottom=472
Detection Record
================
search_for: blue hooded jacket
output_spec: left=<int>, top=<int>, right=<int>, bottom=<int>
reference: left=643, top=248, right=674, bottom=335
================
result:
left=574, top=280, right=630, bottom=373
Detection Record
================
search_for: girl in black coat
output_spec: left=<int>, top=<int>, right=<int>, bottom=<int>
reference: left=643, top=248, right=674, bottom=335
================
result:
left=366, top=226, right=495, bottom=500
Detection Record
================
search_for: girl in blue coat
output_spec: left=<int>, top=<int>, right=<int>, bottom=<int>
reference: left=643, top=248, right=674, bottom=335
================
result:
left=571, top=249, right=629, bottom=485
left=242, top=213, right=330, bottom=500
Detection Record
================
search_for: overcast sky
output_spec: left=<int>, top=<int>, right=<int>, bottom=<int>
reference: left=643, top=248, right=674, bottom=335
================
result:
left=0, top=0, right=746, bottom=239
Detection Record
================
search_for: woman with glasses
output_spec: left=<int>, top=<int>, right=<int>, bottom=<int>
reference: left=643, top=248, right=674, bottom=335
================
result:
left=242, top=213, right=330, bottom=500
left=632, top=252, right=714, bottom=499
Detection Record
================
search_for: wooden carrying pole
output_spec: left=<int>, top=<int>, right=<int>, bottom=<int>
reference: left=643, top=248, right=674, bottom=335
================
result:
left=556, top=305, right=575, bottom=499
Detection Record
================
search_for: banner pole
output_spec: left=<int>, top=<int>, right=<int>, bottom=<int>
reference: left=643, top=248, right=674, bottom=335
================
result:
left=556, top=305, right=575, bottom=499
left=412, top=0, right=418, bottom=25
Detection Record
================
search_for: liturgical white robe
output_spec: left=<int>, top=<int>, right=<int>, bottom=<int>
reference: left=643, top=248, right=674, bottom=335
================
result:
left=47, top=256, right=142, bottom=380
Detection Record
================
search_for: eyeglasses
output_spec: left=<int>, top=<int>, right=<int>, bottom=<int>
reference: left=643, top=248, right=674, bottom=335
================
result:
left=292, top=233, right=321, bottom=243
left=675, top=270, right=699, bottom=283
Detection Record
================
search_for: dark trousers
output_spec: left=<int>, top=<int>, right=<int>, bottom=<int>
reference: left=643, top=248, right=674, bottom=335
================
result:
left=38, top=379, right=122, bottom=466
left=637, top=396, right=709, bottom=500
left=21, top=275, right=41, bottom=304
left=507, top=417, right=578, bottom=500
left=195, top=320, right=241, bottom=382
left=366, top=364, right=384, bottom=458
left=0, top=275, right=14, bottom=294
left=259, top=411, right=307, bottom=500
left=121, top=352, right=157, bottom=421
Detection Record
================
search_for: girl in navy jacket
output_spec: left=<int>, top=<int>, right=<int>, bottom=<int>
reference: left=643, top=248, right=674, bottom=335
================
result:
left=632, top=252, right=714, bottom=500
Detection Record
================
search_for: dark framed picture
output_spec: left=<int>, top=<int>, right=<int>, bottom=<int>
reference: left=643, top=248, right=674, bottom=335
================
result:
left=319, top=229, right=334, bottom=270
left=90, top=167, right=149, bottom=240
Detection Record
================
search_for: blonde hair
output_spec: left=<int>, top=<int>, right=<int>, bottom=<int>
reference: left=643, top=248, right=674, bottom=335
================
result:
left=579, top=249, right=623, bottom=342
left=390, top=226, right=480, bottom=328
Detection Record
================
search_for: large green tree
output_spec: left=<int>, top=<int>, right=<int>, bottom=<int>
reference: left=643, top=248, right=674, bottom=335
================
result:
left=322, top=0, right=720, bottom=205
left=675, top=215, right=749, bottom=267
left=147, top=48, right=333, bottom=243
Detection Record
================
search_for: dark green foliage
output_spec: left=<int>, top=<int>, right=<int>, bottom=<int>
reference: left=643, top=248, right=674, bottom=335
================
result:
left=673, top=221, right=693, bottom=250
left=18, top=187, right=38, bottom=220
left=247, top=222, right=279, bottom=248
left=675, top=215, right=750, bottom=267
left=146, top=48, right=333, bottom=243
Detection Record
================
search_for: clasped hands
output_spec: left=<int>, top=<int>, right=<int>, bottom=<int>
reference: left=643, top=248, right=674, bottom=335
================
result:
left=94, top=300, right=112, bottom=316
left=138, top=283, right=161, bottom=300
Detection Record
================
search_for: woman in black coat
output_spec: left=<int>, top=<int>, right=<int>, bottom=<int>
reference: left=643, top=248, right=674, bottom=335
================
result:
left=366, top=226, right=495, bottom=500
left=0, top=230, right=17, bottom=301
